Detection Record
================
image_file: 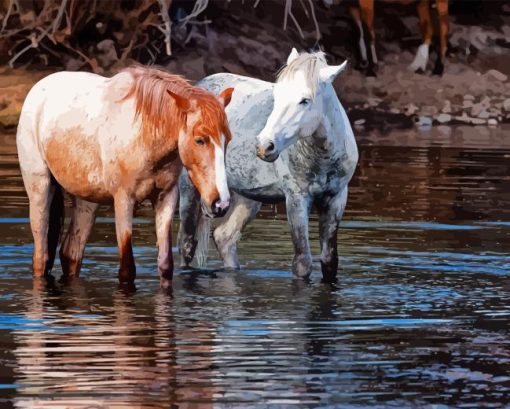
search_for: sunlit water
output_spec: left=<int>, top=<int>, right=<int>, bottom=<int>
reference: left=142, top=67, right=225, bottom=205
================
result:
left=0, top=126, right=509, bottom=408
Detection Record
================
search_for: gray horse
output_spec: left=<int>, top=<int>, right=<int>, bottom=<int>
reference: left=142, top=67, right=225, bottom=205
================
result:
left=178, top=49, right=358, bottom=280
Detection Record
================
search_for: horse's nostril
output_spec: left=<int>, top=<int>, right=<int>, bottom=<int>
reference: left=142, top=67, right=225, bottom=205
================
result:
left=212, top=199, right=229, bottom=217
left=266, top=142, right=275, bottom=153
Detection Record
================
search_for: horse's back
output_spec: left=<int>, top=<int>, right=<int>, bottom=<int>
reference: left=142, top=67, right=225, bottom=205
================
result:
left=198, top=73, right=285, bottom=200
left=17, top=71, right=120, bottom=201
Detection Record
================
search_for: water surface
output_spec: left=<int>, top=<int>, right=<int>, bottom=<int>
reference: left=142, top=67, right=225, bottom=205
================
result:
left=0, top=126, right=509, bottom=408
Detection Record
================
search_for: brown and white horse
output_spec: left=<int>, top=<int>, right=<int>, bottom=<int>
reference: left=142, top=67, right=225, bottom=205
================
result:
left=349, top=0, right=449, bottom=76
left=16, top=66, right=234, bottom=287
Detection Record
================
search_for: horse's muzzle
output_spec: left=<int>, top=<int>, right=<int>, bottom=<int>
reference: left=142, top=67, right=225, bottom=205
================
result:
left=256, top=141, right=279, bottom=162
left=210, top=198, right=230, bottom=218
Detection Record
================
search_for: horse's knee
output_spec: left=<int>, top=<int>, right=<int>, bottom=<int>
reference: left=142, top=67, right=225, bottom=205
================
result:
left=213, top=228, right=241, bottom=269
left=292, top=253, right=313, bottom=278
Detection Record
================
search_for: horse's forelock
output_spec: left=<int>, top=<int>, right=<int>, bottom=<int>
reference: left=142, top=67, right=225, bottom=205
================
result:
left=194, top=92, right=232, bottom=145
left=276, top=51, right=327, bottom=97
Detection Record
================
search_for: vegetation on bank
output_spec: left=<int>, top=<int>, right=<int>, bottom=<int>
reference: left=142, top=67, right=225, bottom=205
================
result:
left=0, top=0, right=508, bottom=129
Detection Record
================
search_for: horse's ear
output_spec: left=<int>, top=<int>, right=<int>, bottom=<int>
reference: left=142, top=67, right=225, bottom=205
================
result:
left=167, top=89, right=191, bottom=112
left=218, top=87, right=234, bottom=108
left=319, top=60, right=348, bottom=83
left=287, top=47, right=299, bottom=65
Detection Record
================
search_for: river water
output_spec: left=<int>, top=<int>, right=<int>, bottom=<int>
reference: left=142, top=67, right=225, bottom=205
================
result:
left=0, top=125, right=509, bottom=408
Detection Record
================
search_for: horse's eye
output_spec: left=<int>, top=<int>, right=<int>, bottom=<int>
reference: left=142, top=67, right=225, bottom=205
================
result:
left=299, top=98, right=310, bottom=105
left=195, top=137, right=206, bottom=146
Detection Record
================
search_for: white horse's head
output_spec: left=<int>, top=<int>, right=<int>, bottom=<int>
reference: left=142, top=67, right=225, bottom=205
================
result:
left=256, top=49, right=347, bottom=162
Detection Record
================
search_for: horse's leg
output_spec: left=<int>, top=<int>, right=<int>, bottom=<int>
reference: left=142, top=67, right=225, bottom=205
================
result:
left=60, top=197, right=98, bottom=277
left=25, top=172, right=53, bottom=277
left=213, top=193, right=261, bottom=269
left=433, top=0, right=449, bottom=76
left=349, top=6, right=369, bottom=70
left=114, top=190, right=136, bottom=283
left=286, top=194, right=313, bottom=279
left=178, top=170, right=201, bottom=267
left=410, top=0, right=433, bottom=72
left=359, top=0, right=378, bottom=75
left=18, top=114, right=65, bottom=278
left=153, top=185, right=179, bottom=288
left=317, top=188, right=348, bottom=282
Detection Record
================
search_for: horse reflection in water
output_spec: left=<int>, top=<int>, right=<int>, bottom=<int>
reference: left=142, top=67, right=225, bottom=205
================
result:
left=11, top=279, right=220, bottom=408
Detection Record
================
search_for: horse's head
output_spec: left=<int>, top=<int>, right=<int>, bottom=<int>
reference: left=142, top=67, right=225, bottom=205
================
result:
left=168, top=87, right=234, bottom=218
left=256, top=49, right=347, bottom=162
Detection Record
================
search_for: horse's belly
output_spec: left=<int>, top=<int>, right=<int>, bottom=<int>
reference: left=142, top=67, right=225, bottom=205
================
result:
left=43, top=132, right=110, bottom=202
left=232, top=185, right=285, bottom=204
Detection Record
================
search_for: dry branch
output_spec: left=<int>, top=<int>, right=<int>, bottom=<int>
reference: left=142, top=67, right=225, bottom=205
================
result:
left=157, top=0, right=172, bottom=55
left=0, top=0, right=322, bottom=70
left=255, top=0, right=321, bottom=41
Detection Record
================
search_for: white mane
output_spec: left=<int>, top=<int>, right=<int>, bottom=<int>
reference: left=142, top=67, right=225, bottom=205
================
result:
left=276, top=51, right=328, bottom=97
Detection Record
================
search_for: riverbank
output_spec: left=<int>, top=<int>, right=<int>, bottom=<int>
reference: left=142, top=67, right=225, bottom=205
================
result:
left=0, top=67, right=51, bottom=129
left=1, top=2, right=508, bottom=131
left=2, top=58, right=508, bottom=132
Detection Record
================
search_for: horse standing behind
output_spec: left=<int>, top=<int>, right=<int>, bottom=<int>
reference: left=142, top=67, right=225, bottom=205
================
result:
left=179, top=50, right=358, bottom=281
left=348, top=0, right=449, bottom=76
left=17, top=66, right=234, bottom=287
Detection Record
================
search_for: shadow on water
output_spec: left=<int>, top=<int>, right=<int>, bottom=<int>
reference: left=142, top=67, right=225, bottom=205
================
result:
left=0, top=126, right=509, bottom=407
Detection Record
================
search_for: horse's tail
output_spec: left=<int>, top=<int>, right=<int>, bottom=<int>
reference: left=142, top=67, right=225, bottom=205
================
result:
left=47, top=179, right=65, bottom=271
left=195, top=213, right=211, bottom=268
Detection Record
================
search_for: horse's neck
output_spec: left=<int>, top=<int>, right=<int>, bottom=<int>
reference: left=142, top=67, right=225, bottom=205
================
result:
left=318, top=86, right=352, bottom=149
left=294, top=87, right=348, bottom=161
left=143, top=129, right=179, bottom=166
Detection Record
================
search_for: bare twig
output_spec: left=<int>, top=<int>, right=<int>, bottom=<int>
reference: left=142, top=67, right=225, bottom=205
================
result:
left=283, top=0, right=291, bottom=30
left=180, top=0, right=209, bottom=24
left=8, top=42, right=32, bottom=67
left=299, top=0, right=309, bottom=18
left=157, top=0, right=172, bottom=55
left=9, top=21, right=53, bottom=67
left=255, top=0, right=320, bottom=40
left=289, top=8, right=304, bottom=38
left=51, top=0, right=68, bottom=35
left=307, top=0, right=321, bottom=40
left=59, top=40, right=98, bottom=71
left=1, top=0, right=17, bottom=33
left=121, top=33, right=137, bottom=61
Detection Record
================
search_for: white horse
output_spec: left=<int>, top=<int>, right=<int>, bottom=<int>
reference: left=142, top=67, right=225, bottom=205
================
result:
left=178, top=49, right=358, bottom=281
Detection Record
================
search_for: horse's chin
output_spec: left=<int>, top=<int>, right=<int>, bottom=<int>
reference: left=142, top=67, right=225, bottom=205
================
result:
left=259, top=152, right=279, bottom=163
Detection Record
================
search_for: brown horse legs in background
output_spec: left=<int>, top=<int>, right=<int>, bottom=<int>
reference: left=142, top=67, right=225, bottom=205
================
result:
left=350, top=0, right=449, bottom=76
